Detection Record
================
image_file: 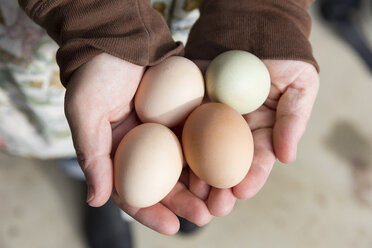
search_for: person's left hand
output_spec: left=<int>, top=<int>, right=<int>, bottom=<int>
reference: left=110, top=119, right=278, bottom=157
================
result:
left=187, top=59, right=320, bottom=216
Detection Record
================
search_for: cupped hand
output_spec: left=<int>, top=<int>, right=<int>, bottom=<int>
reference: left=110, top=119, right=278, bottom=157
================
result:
left=65, top=53, right=212, bottom=235
left=190, top=59, right=320, bottom=216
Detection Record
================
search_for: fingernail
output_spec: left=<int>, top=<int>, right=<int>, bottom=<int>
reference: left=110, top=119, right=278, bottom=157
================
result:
left=86, top=185, right=94, bottom=203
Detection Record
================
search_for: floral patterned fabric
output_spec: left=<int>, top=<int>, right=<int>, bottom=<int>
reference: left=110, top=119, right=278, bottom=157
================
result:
left=0, top=0, right=200, bottom=159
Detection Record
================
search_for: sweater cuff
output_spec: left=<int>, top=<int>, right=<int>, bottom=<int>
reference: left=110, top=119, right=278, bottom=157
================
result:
left=19, top=0, right=184, bottom=86
left=185, top=0, right=319, bottom=72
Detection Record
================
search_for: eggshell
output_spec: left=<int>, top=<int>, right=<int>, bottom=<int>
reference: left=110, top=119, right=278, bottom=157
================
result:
left=135, top=56, right=205, bottom=127
left=206, top=50, right=270, bottom=114
left=182, top=103, right=254, bottom=188
left=114, top=123, right=183, bottom=208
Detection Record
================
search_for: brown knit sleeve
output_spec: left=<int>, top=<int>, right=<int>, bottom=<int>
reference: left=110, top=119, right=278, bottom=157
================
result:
left=185, top=0, right=319, bottom=71
left=18, top=0, right=184, bottom=86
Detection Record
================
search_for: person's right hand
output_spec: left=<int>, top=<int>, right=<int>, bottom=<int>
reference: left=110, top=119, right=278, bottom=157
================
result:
left=65, top=53, right=212, bottom=235
left=187, top=59, right=319, bottom=217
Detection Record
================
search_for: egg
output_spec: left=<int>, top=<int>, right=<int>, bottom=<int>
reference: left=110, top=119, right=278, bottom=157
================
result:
left=114, top=123, right=183, bottom=208
left=206, top=50, right=271, bottom=114
left=182, top=103, right=254, bottom=188
left=135, top=56, right=205, bottom=127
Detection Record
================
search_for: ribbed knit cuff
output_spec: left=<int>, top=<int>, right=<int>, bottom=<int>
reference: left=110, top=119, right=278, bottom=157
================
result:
left=185, top=0, right=319, bottom=72
left=19, top=0, right=184, bottom=86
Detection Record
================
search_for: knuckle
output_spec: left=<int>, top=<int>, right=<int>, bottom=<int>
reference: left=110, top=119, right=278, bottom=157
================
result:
left=75, top=150, right=90, bottom=172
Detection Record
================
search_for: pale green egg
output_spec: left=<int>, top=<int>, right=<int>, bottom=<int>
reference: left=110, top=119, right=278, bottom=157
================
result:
left=206, top=50, right=271, bottom=114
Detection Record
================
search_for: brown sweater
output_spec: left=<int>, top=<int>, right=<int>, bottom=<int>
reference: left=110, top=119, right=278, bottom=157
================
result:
left=18, top=0, right=317, bottom=86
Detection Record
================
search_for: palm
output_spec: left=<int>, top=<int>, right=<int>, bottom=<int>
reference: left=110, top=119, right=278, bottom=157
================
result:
left=191, top=59, right=319, bottom=216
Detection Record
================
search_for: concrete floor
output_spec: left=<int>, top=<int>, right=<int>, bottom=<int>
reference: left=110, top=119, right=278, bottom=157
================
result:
left=1, top=5, right=372, bottom=248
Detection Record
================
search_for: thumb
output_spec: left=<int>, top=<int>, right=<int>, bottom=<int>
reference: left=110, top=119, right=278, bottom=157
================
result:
left=63, top=53, right=145, bottom=207
left=65, top=103, right=114, bottom=207
left=273, top=66, right=319, bottom=163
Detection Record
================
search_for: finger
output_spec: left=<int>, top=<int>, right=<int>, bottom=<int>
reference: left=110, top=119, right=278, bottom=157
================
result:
left=189, top=170, right=211, bottom=201
left=273, top=67, right=319, bottom=163
left=64, top=84, right=115, bottom=206
left=65, top=107, right=114, bottom=207
left=233, top=128, right=276, bottom=199
left=111, top=110, right=141, bottom=156
left=207, top=188, right=236, bottom=217
left=243, top=105, right=276, bottom=131
left=161, top=183, right=213, bottom=226
left=111, top=191, right=180, bottom=235
left=64, top=53, right=144, bottom=207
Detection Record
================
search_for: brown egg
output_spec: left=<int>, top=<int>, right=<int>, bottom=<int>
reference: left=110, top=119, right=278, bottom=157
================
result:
left=134, top=56, right=204, bottom=127
left=182, top=103, right=254, bottom=188
left=114, top=123, right=183, bottom=208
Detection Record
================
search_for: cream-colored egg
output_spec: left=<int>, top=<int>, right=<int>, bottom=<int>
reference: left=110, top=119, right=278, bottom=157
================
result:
left=135, top=56, right=205, bottom=127
left=114, top=123, right=183, bottom=208
left=206, top=50, right=270, bottom=114
left=182, top=103, right=254, bottom=188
